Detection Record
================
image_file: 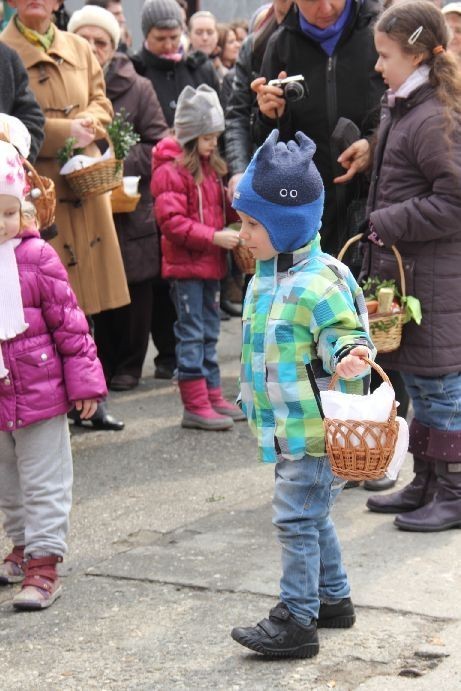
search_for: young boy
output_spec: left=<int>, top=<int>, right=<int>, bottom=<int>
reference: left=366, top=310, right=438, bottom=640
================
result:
left=231, top=129, right=375, bottom=659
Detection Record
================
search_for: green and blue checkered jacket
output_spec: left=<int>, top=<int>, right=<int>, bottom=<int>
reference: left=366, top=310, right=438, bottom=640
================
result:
left=240, top=234, right=375, bottom=463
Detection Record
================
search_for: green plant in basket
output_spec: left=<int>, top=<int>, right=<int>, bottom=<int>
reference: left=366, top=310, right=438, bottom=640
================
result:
left=57, top=137, right=83, bottom=167
left=361, top=276, right=422, bottom=326
left=106, top=108, right=140, bottom=171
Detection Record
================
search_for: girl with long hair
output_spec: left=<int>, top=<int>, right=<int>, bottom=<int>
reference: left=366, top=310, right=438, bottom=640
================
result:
left=151, top=85, right=245, bottom=431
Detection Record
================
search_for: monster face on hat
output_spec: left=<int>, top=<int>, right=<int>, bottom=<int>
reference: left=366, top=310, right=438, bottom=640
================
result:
left=232, top=130, right=324, bottom=253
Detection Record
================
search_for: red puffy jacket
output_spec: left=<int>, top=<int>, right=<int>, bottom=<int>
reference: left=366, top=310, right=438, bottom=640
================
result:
left=151, top=137, right=237, bottom=280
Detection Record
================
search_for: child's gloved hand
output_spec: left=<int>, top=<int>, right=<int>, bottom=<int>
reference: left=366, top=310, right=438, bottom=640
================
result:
left=213, top=228, right=240, bottom=250
left=335, top=346, right=370, bottom=379
left=75, top=399, right=98, bottom=419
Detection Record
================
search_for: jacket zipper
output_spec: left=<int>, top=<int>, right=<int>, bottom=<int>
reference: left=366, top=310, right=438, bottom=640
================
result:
left=326, top=55, right=347, bottom=249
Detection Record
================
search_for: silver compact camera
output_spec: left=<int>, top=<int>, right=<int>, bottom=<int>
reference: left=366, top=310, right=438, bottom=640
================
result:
left=267, top=74, right=307, bottom=103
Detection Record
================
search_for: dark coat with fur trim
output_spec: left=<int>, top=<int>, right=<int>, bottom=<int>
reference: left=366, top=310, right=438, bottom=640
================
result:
left=363, top=84, right=461, bottom=376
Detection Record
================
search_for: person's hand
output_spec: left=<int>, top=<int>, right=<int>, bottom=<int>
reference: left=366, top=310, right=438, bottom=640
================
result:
left=75, top=399, right=98, bottom=419
left=213, top=229, right=240, bottom=250
left=251, top=70, right=287, bottom=120
left=227, top=173, right=243, bottom=202
left=334, top=138, right=371, bottom=184
left=70, top=118, right=96, bottom=148
left=335, top=346, right=370, bottom=379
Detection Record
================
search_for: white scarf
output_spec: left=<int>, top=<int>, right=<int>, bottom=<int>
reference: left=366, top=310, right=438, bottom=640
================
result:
left=0, top=239, right=29, bottom=378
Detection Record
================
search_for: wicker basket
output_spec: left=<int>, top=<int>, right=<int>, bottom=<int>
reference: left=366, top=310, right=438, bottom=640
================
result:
left=233, top=242, right=256, bottom=275
left=62, top=136, right=123, bottom=200
left=110, top=185, right=141, bottom=214
left=23, top=158, right=56, bottom=230
left=324, top=358, right=399, bottom=481
left=338, top=233, right=406, bottom=354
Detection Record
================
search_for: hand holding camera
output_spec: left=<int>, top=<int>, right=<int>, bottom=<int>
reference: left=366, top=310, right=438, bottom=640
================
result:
left=251, top=70, right=307, bottom=121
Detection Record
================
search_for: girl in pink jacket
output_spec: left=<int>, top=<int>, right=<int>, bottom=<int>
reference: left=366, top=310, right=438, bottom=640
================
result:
left=0, top=117, right=107, bottom=611
left=152, top=85, right=244, bottom=431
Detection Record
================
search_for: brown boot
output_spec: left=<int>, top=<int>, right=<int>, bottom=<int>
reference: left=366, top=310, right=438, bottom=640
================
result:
left=13, top=555, right=63, bottom=610
left=366, top=457, right=436, bottom=514
left=395, top=461, right=461, bottom=532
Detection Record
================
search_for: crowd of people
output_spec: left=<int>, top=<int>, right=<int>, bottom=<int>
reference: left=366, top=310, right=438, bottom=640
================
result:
left=0, top=0, right=460, bottom=664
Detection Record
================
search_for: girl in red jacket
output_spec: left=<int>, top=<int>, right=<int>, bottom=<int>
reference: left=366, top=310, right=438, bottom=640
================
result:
left=151, top=84, right=245, bottom=430
left=0, top=116, right=107, bottom=610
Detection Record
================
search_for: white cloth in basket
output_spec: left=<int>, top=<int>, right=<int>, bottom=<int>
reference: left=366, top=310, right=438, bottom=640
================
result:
left=59, top=147, right=113, bottom=175
left=320, top=382, right=408, bottom=479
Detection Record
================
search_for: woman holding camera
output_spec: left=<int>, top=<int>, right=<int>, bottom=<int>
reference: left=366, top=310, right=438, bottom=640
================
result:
left=251, top=0, right=384, bottom=259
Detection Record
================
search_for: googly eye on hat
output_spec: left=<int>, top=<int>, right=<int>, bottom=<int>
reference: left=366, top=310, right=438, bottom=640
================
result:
left=232, top=129, right=325, bottom=253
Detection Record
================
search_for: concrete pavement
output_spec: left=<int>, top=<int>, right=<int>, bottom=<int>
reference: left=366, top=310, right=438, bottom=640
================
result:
left=0, top=317, right=460, bottom=690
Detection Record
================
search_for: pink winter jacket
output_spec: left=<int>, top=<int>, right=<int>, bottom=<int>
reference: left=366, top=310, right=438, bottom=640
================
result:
left=151, top=137, right=238, bottom=280
left=0, top=228, right=107, bottom=432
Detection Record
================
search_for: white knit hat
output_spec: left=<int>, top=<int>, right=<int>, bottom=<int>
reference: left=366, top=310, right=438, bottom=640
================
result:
left=68, top=5, right=121, bottom=48
left=0, top=114, right=31, bottom=159
left=442, top=2, right=461, bottom=15
left=174, top=85, right=224, bottom=146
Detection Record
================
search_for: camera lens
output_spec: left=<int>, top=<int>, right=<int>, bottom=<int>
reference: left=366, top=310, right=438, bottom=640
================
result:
left=284, top=81, right=305, bottom=103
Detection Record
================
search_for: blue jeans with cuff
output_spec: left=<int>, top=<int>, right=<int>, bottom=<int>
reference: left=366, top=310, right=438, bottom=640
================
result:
left=170, top=279, right=221, bottom=388
left=401, top=371, right=461, bottom=431
left=273, top=454, right=349, bottom=626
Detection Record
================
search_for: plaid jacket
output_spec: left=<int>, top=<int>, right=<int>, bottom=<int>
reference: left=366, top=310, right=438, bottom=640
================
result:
left=240, top=235, right=374, bottom=462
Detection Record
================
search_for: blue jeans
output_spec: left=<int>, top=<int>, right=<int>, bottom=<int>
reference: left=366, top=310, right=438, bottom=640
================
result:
left=401, top=372, right=461, bottom=431
left=273, top=455, right=349, bottom=625
left=170, top=279, right=221, bottom=388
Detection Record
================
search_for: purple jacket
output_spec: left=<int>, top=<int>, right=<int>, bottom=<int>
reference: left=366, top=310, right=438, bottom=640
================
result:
left=0, top=228, right=107, bottom=432
left=363, top=84, right=461, bottom=376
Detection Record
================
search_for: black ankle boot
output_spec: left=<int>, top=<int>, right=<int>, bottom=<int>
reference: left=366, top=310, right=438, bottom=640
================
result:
left=395, top=461, right=461, bottom=532
left=68, top=401, right=124, bottom=431
left=317, top=597, right=356, bottom=628
left=231, top=602, right=319, bottom=659
left=366, top=457, right=435, bottom=514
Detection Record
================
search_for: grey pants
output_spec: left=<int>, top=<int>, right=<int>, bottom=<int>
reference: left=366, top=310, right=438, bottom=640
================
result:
left=0, top=415, right=73, bottom=558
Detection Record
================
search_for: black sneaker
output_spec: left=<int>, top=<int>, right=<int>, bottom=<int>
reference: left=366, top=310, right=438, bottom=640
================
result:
left=317, top=597, right=356, bottom=629
left=231, top=602, right=319, bottom=659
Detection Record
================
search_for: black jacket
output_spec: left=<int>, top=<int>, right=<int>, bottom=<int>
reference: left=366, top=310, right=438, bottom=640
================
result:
left=0, top=42, right=44, bottom=161
left=254, top=1, right=385, bottom=256
left=131, top=48, right=220, bottom=128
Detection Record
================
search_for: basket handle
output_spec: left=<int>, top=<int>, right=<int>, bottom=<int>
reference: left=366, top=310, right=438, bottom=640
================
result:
left=337, top=232, right=406, bottom=299
left=22, top=158, right=47, bottom=199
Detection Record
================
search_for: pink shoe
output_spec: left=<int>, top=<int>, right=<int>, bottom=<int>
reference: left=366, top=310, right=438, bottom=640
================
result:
left=178, top=379, right=233, bottom=430
left=13, top=555, right=63, bottom=611
left=0, top=546, right=25, bottom=585
left=208, top=386, right=246, bottom=421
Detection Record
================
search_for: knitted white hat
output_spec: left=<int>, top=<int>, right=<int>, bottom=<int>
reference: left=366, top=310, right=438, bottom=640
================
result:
left=68, top=5, right=121, bottom=48
left=442, top=2, right=461, bottom=15
left=174, top=84, right=224, bottom=146
left=0, top=113, right=31, bottom=159
left=0, top=141, right=27, bottom=201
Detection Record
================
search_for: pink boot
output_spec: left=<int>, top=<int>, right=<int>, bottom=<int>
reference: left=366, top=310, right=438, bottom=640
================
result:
left=178, top=379, right=234, bottom=430
left=207, top=386, right=246, bottom=421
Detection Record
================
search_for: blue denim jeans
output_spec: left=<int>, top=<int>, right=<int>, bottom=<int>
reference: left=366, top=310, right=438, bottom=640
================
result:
left=273, top=455, right=349, bottom=625
left=170, top=279, right=221, bottom=388
left=401, top=372, right=461, bottom=431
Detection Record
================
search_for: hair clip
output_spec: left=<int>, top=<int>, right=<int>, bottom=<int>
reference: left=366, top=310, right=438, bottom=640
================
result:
left=408, top=26, right=423, bottom=45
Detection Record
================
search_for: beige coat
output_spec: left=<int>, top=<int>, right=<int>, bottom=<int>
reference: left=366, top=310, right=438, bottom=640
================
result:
left=0, top=20, right=130, bottom=315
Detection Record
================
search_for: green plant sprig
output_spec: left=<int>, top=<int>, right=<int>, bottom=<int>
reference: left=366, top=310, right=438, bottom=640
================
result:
left=106, top=108, right=140, bottom=161
left=57, top=137, right=84, bottom=167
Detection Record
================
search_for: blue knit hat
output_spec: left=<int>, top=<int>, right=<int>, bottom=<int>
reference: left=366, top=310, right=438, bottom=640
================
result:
left=232, top=130, right=324, bottom=253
